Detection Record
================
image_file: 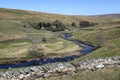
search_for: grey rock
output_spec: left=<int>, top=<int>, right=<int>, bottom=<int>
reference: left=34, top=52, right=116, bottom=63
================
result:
left=37, top=66, right=45, bottom=73
left=36, top=72, right=44, bottom=76
left=82, top=61, right=88, bottom=65
left=71, top=62, right=81, bottom=67
left=98, top=58, right=104, bottom=62
left=31, top=67, right=39, bottom=72
left=0, top=73, right=7, bottom=78
left=41, top=66, right=48, bottom=72
left=10, top=77, right=20, bottom=80
left=24, top=74, right=31, bottom=78
left=57, top=63, right=65, bottom=69
left=43, top=65, right=50, bottom=71
left=5, top=71, right=13, bottom=79
left=0, top=56, right=119, bottom=80
left=23, top=67, right=31, bottom=73
left=18, top=74, right=24, bottom=79
left=31, top=72, right=43, bottom=79
left=38, top=66, right=43, bottom=70
left=112, top=56, right=120, bottom=60
left=12, top=70, right=20, bottom=76
left=43, top=73, right=51, bottom=78
left=0, top=72, right=4, bottom=77
left=19, top=69, right=26, bottom=75
left=95, top=64, right=104, bottom=69
left=6, top=71, right=12, bottom=75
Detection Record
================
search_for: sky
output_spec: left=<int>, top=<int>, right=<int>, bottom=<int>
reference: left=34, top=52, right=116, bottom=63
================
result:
left=0, top=0, right=120, bottom=15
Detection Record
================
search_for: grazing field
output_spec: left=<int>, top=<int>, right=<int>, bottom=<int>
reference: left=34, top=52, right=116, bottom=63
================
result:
left=42, top=67, right=120, bottom=80
left=0, top=32, right=80, bottom=64
left=71, top=28, right=120, bottom=61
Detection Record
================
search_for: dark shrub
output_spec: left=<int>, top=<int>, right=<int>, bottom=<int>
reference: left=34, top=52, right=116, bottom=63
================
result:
left=71, top=22, right=76, bottom=27
left=79, top=21, right=98, bottom=28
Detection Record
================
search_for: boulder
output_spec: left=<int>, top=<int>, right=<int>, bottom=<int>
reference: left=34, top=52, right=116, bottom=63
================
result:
left=19, top=69, right=26, bottom=75
left=31, top=67, right=39, bottom=72
left=43, top=73, right=51, bottom=78
left=5, top=71, right=13, bottom=79
left=23, top=68, right=31, bottom=74
left=95, top=64, right=104, bottom=69
left=24, top=74, right=31, bottom=78
left=0, top=72, right=4, bottom=77
left=36, top=72, right=44, bottom=76
left=12, top=70, right=20, bottom=76
left=18, top=74, right=24, bottom=79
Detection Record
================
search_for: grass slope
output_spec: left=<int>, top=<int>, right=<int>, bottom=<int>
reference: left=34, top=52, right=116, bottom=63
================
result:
left=71, top=28, right=120, bottom=61
left=42, top=67, right=120, bottom=80
left=0, top=8, right=84, bottom=64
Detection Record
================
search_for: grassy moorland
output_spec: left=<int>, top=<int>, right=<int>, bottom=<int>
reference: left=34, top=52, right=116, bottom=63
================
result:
left=71, top=28, right=120, bottom=61
left=41, top=67, right=120, bottom=80
left=0, top=8, right=83, bottom=64
left=0, top=8, right=120, bottom=64
left=0, top=8, right=120, bottom=80
left=0, top=8, right=120, bottom=59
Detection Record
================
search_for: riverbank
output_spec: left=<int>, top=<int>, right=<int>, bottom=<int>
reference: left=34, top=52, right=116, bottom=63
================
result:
left=0, top=56, right=119, bottom=80
left=71, top=28, right=120, bottom=61
left=0, top=33, right=97, bottom=69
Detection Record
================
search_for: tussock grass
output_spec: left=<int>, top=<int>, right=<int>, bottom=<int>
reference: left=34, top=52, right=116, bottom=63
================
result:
left=71, top=28, right=120, bottom=61
left=41, top=67, right=120, bottom=80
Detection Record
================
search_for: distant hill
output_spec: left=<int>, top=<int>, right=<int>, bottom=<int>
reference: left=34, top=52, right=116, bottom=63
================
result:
left=1, top=8, right=120, bottom=25
left=93, top=14, right=120, bottom=20
left=0, top=8, right=98, bottom=25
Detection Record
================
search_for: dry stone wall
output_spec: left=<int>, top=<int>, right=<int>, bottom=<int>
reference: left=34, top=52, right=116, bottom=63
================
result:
left=0, top=56, right=120, bottom=80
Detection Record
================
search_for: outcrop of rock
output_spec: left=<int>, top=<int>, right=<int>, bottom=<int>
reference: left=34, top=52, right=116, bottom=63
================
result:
left=0, top=56, right=120, bottom=80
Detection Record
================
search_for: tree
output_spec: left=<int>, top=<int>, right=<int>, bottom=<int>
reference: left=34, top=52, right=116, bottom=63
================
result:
left=52, top=20, right=66, bottom=31
left=28, top=43, right=44, bottom=58
left=38, top=22, right=43, bottom=29
left=79, top=21, right=98, bottom=28
left=96, top=32, right=106, bottom=47
left=90, top=22, right=98, bottom=26
left=44, top=23, right=52, bottom=30
left=53, top=20, right=62, bottom=27
left=71, top=22, right=76, bottom=27
left=28, top=36, right=42, bottom=54
left=28, top=22, right=41, bottom=30
left=79, top=21, right=90, bottom=28
left=28, top=20, right=66, bottom=32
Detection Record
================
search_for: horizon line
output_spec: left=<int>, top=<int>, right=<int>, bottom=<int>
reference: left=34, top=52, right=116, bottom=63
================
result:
left=0, top=7, right=120, bottom=16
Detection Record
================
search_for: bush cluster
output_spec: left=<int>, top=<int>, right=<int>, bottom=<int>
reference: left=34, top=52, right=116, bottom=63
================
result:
left=28, top=20, right=66, bottom=32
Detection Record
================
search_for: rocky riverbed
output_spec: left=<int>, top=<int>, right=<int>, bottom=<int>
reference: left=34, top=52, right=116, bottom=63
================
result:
left=0, top=56, right=120, bottom=80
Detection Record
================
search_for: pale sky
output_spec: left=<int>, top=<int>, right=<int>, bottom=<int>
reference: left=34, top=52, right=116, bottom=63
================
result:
left=0, top=0, right=120, bottom=15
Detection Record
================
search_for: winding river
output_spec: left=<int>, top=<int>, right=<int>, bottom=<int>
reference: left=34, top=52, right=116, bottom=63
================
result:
left=0, top=33, right=95, bottom=69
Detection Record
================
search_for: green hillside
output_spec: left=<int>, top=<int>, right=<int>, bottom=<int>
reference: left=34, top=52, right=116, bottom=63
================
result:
left=43, top=67, right=120, bottom=80
left=0, top=8, right=120, bottom=64
left=0, top=7, right=120, bottom=80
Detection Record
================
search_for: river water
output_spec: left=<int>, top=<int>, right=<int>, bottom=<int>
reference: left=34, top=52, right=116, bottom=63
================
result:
left=0, top=33, right=94, bottom=69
